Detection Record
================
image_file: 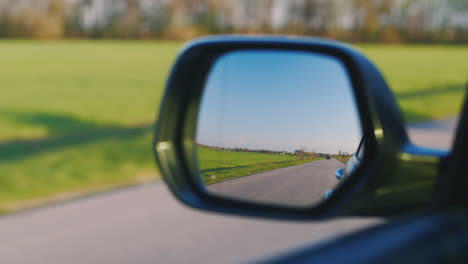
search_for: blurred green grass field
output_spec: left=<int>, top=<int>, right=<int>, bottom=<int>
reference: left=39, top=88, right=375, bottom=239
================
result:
left=358, top=45, right=468, bottom=122
left=0, top=40, right=467, bottom=213
left=0, top=40, right=180, bottom=213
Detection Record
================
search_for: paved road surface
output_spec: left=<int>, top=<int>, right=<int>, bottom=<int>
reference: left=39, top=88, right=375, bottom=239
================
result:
left=0, top=119, right=456, bottom=264
left=0, top=182, right=382, bottom=264
left=208, top=158, right=344, bottom=207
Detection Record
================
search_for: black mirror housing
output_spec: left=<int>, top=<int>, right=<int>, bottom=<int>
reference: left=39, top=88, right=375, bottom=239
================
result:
left=154, top=36, right=445, bottom=220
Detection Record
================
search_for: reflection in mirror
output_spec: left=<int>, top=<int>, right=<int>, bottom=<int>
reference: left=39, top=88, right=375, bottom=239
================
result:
left=195, top=50, right=362, bottom=208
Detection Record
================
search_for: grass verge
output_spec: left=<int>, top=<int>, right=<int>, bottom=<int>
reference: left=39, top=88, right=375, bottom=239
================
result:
left=199, top=147, right=324, bottom=185
left=203, top=158, right=325, bottom=185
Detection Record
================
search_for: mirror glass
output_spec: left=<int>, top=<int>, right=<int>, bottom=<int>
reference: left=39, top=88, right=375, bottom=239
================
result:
left=195, top=50, right=363, bottom=208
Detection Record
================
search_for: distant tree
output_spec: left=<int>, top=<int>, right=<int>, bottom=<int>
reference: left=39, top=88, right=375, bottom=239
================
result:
left=109, top=0, right=144, bottom=38
left=5, top=0, right=68, bottom=39
left=142, top=0, right=170, bottom=38
left=65, top=0, right=87, bottom=37
left=302, top=0, right=335, bottom=36
left=39, top=0, right=68, bottom=38
left=295, top=149, right=305, bottom=160
left=0, top=0, right=12, bottom=37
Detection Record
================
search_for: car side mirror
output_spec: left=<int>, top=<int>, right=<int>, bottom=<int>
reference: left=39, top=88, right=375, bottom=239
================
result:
left=154, top=36, right=447, bottom=220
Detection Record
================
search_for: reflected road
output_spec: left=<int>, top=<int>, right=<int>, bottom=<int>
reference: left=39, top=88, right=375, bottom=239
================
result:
left=208, top=158, right=344, bottom=207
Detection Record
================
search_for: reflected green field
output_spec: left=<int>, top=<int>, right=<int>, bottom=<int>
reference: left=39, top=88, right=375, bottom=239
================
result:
left=198, top=146, right=323, bottom=185
left=0, top=41, right=466, bottom=213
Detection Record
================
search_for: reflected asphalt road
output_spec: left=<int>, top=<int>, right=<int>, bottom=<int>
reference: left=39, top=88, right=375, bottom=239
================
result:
left=0, top=119, right=456, bottom=264
left=208, top=158, right=344, bottom=207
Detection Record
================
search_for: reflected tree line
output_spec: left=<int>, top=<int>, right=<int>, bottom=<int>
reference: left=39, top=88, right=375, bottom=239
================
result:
left=0, top=0, right=467, bottom=42
left=198, top=143, right=353, bottom=160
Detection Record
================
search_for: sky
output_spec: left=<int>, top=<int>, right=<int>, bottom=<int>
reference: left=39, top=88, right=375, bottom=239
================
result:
left=196, top=50, right=362, bottom=154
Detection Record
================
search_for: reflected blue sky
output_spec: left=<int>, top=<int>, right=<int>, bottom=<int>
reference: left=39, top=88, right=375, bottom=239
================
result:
left=196, top=50, right=362, bottom=154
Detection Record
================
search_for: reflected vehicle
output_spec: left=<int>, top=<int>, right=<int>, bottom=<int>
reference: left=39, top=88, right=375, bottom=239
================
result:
left=325, top=138, right=364, bottom=199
